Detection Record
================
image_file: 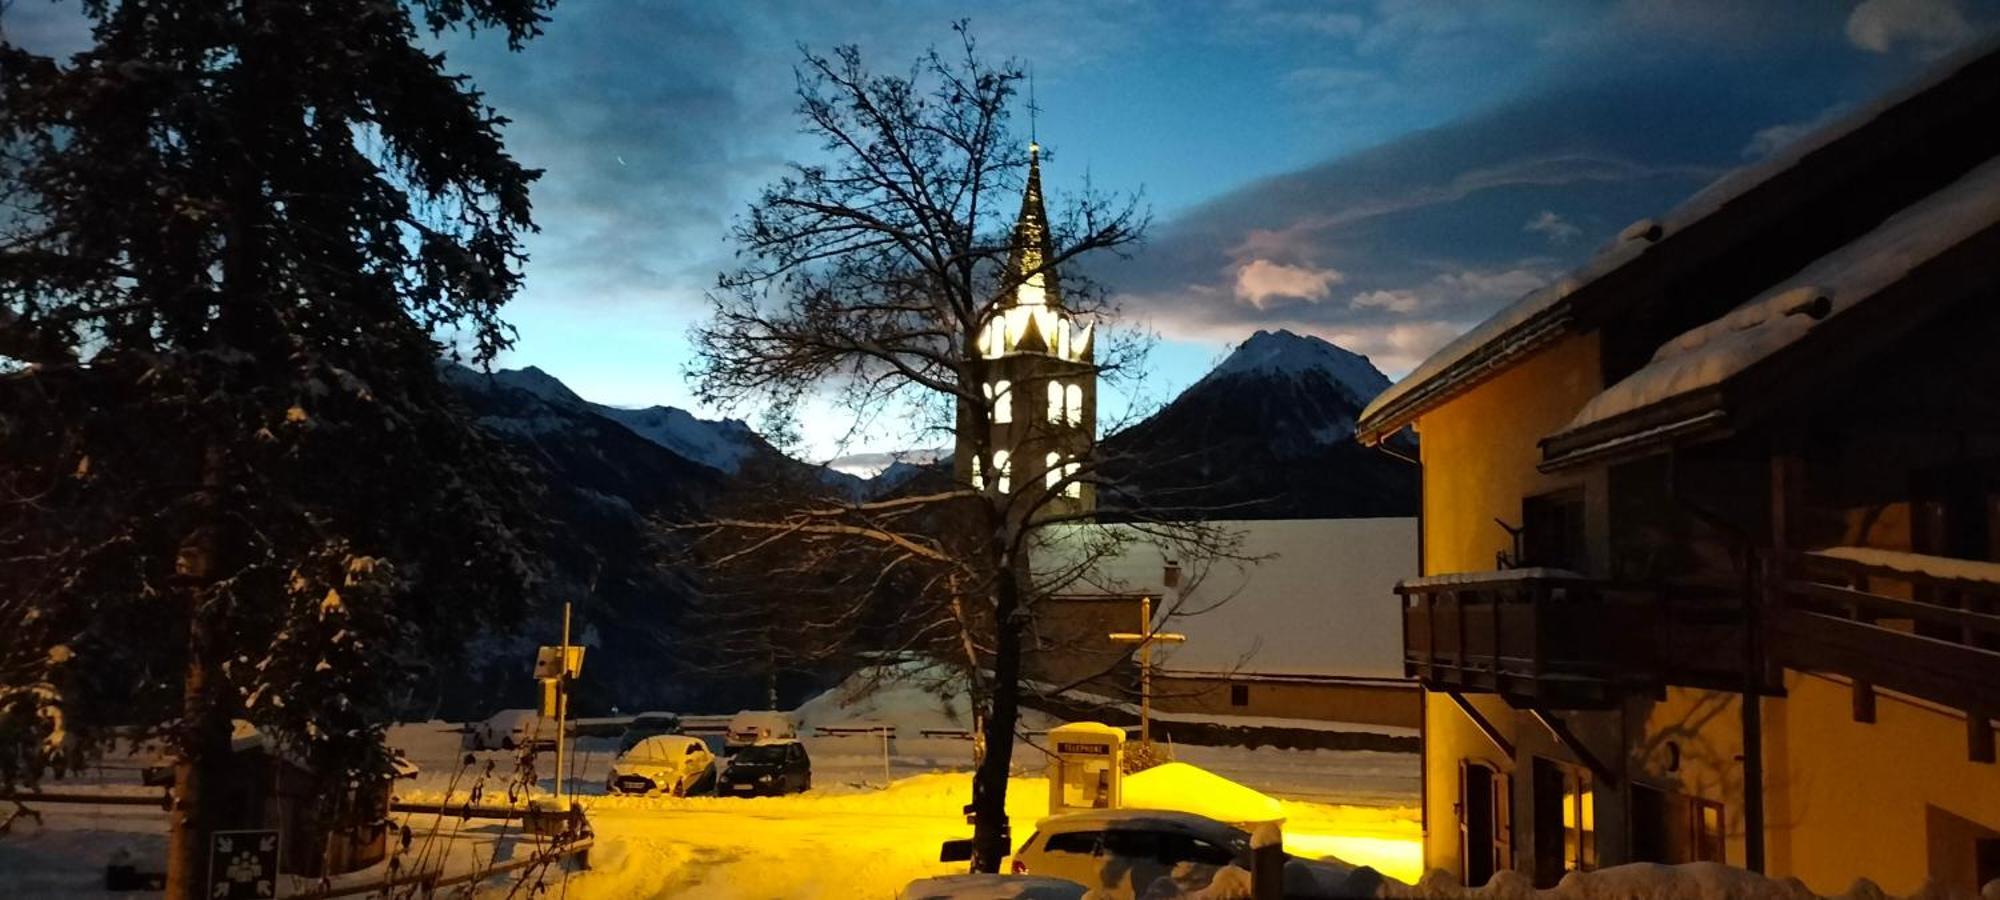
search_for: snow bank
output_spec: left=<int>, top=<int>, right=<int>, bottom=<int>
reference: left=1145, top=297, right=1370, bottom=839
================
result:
left=901, top=873, right=1090, bottom=899
left=1141, top=860, right=2000, bottom=900
left=1122, top=762, right=1284, bottom=826
left=791, top=662, right=1057, bottom=736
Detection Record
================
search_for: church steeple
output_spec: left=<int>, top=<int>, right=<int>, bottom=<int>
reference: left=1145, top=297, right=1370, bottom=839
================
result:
left=959, top=133, right=1098, bottom=514
left=1006, top=142, right=1062, bottom=311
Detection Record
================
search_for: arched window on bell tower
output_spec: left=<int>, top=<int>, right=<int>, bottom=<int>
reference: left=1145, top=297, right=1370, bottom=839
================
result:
left=986, top=380, right=1012, bottom=424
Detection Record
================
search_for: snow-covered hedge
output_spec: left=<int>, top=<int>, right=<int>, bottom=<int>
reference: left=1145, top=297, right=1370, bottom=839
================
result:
left=1138, top=860, right=2000, bottom=900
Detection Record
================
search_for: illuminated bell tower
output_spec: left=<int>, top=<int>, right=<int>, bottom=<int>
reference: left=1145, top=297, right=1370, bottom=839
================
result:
left=958, top=140, right=1096, bottom=515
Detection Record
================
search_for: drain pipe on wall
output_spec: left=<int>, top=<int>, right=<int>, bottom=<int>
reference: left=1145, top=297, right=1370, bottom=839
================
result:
left=1667, top=448, right=1767, bottom=873
left=1371, top=432, right=1427, bottom=842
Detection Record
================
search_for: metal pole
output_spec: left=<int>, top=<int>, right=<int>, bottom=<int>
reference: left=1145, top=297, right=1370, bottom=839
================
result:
left=881, top=728, right=892, bottom=786
left=557, top=601, right=571, bottom=806
left=1140, top=596, right=1152, bottom=745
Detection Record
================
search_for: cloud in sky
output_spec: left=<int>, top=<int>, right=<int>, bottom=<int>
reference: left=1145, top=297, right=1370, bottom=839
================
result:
left=1233, top=260, right=1346, bottom=309
left=7, top=0, right=1994, bottom=455
left=1523, top=210, right=1582, bottom=245
left=1848, top=0, right=1980, bottom=56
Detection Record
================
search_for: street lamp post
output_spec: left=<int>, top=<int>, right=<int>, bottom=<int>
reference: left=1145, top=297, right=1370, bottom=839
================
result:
left=1108, top=594, right=1186, bottom=744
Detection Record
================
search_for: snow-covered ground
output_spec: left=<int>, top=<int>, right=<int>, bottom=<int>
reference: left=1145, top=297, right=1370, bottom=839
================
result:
left=0, top=716, right=1420, bottom=898
left=1, top=663, right=1429, bottom=898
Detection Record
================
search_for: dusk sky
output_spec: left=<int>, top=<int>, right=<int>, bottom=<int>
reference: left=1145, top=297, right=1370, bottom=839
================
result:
left=9, top=0, right=1996, bottom=460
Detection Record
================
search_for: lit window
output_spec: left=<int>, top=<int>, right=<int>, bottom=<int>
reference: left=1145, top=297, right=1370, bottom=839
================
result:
left=970, top=455, right=983, bottom=490
left=993, top=450, right=1010, bottom=494
left=1046, top=452, right=1062, bottom=490
left=985, top=380, right=1012, bottom=424
left=1048, top=381, right=1065, bottom=424
left=1017, top=272, right=1047, bottom=308
left=1064, top=461, right=1081, bottom=499
left=1065, top=384, right=1083, bottom=426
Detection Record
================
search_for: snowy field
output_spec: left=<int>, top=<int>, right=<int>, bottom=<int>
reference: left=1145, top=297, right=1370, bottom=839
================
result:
left=0, top=718, right=1420, bottom=898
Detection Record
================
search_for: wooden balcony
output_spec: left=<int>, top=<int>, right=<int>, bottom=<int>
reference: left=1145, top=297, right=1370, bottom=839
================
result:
left=1764, top=548, right=2000, bottom=760
left=1399, top=569, right=1667, bottom=709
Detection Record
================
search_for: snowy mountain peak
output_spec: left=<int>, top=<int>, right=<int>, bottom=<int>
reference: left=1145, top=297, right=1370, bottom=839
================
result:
left=1203, top=329, right=1391, bottom=403
left=490, top=365, right=588, bottom=407
left=593, top=404, right=759, bottom=474
left=445, top=363, right=765, bottom=474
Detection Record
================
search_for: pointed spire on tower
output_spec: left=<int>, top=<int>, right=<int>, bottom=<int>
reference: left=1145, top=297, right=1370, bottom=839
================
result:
left=1009, top=138, right=1060, bottom=308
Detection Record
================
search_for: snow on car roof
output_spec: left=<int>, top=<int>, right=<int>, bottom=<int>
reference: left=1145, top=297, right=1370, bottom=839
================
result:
left=898, top=874, right=1086, bottom=900
left=620, top=734, right=706, bottom=758
left=1035, top=807, right=1244, bottom=839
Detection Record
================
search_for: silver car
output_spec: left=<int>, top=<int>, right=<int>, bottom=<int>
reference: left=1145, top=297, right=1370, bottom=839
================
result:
left=1003, top=809, right=1250, bottom=899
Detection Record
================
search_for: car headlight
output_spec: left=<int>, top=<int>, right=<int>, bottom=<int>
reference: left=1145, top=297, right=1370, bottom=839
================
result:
left=758, top=774, right=773, bottom=783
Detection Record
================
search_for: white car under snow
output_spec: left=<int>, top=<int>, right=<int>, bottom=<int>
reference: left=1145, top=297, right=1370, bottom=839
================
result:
left=724, top=710, right=796, bottom=750
left=607, top=734, right=716, bottom=797
left=463, top=709, right=548, bottom=751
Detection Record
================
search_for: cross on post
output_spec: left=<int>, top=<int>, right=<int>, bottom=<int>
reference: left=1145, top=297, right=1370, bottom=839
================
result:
left=1107, top=594, right=1186, bottom=744
left=1026, top=67, right=1041, bottom=144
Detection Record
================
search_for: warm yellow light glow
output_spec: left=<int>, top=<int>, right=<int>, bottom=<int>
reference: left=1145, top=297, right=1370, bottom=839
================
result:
left=1281, top=831, right=1423, bottom=886
left=986, top=380, right=1012, bottom=424
left=1120, top=762, right=1282, bottom=826
left=1017, top=272, right=1047, bottom=308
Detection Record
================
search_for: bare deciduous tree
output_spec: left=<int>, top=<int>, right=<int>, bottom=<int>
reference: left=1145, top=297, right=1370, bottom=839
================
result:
left=689, top=25, right=1243, bottom=872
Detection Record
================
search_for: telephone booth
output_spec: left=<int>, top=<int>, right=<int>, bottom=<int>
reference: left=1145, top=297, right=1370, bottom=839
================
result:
left=1046, top=722, right=1124, bottom=816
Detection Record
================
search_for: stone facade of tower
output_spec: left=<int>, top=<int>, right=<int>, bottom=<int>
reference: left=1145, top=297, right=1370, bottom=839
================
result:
left=955, top=143, right=1096, bottom=517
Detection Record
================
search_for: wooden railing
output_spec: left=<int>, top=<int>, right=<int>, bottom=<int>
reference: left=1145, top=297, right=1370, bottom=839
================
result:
left=1399, top=571, right=1663, bottom=708
left=1764, top=549, right=2000, bottom=760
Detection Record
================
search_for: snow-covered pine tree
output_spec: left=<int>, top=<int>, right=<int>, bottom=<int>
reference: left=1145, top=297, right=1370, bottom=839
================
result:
left=0, top=2, right=554, bottom=895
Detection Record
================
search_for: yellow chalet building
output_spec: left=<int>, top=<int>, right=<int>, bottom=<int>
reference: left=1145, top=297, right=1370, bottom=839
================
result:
left=1354, top=44, right=2000, bottom=895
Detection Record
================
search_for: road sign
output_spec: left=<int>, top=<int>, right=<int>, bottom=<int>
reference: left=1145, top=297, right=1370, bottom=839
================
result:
left=533, top=645, right=584, bottom=679
left=208, top=829, right=279, bottom=899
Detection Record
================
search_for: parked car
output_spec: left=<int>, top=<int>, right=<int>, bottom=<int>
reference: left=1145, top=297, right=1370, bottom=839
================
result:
left=724, top=710, right=796, bottom=751
left=607, top=734, right=716, bottom=797
left=463, top=709, right=548, bottom=751
left=897, top=874, right=1087, bottom=899
left=988, top=809, right=1251, bottom=899
left=718, top=739, right=811, bottom=796
left=616, top=712, right=684, bottom=754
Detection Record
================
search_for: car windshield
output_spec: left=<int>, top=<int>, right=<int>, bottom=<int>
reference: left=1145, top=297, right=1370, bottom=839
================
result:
left=618, top=727, right=675, bottom=753
left=621, top=740, right=683, bottom=762
left=734, top=744, right=789, bottom=764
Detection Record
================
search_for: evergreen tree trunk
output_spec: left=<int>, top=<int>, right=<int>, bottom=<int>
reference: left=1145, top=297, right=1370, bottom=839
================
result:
left=969, top=564, right=1024, bottom=874
left=166, top=447, right=237, bottom=900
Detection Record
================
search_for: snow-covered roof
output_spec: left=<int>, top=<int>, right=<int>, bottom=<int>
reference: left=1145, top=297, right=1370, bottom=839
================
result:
left=1356, top=39, right=2000, bottom=444
left=1808, top=546, right=2000, bottom=587
left=1396, top=567, right=1588, bottom=589
left=1039, top=518, right=1416, bottom=680
left=1555, top=156, right=2000, bottom=442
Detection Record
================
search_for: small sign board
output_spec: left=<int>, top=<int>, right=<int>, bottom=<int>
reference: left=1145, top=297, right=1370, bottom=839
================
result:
left=208, top=829, right=279, bottom=899
left=533, top=645, right=584, bottom=680
left=1056, top=742, right=1110, bottom=756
